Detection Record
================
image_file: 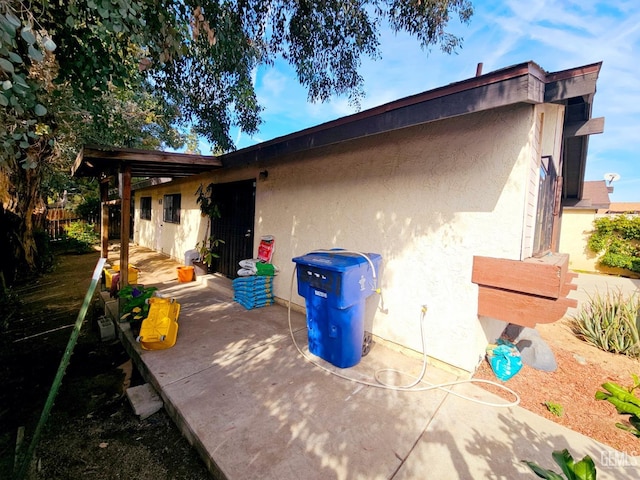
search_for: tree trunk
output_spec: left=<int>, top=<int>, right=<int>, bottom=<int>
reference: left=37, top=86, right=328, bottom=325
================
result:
left=1, top=153, right=47, bottom=282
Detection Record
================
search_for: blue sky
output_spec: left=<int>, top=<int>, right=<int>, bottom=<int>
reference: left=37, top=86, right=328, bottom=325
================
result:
left=226, top=0, right=639, bottom=202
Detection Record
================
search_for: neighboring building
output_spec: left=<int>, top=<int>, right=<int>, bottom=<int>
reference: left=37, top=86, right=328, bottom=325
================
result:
left=76, top=61, right=603, bottom=373
left=559, top=180, right=611, bottom=272
left=560, top=183, right=640, bottom=276
left=602, top=203, right=640, bottom=215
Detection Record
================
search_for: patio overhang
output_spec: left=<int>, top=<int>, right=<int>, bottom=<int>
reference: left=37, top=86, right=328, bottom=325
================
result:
left=72, top=146, right=222, bottom=289
left=72, top=145, right=223, bottom=179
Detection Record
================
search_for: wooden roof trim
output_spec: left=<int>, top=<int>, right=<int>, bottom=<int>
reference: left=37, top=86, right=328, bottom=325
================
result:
left=221, top=61, right=600, bottom=169
left=72, top=145, right=222, bottom=178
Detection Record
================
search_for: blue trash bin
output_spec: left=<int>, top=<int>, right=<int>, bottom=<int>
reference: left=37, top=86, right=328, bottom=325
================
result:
left=292, top=250, right=381, bottom=368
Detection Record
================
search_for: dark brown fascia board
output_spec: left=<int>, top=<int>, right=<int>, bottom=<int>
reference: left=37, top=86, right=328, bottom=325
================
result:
left=544, top=62, right=602, bottom=103
left=221, top=61, right=599, bottom=169
left=72, top=145, right=222, bottom=178
left=82, top=145, right=222, bottom=165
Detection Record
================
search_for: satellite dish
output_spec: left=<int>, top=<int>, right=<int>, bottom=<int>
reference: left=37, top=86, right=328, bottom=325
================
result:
left=603, top=172, right=620, bottom=185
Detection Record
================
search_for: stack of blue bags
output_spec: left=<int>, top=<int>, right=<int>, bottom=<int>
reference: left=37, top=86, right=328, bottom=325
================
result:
left=232, top=275, right=274, bottom=310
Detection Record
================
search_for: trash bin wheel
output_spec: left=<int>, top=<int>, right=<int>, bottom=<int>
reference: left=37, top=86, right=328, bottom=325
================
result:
left=362, top=331, right=373, bottom=357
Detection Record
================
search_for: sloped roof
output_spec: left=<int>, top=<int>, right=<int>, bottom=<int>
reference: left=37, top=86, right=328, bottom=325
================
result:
left=72, top=145, right=222, bottom=179
left=563, top=180, right=611, bottom=209
left=605, top=202, right=640, bottom=214
left=73, top=61, right=602, bottom=203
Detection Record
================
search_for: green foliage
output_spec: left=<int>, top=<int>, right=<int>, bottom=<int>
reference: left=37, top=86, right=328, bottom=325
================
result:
left=195, top=182, right=225, bottom=267
left=595, top=376, right=640, bottom=437
left=75, top=195, right=100, bottom=219
left=196, top=235, right=225, bottom=268
left=523, top=449, right=596, bottom=479
left=544, top=401, right=564, bottom=417
left=63, top=220, right=99, bottom=253
left=2, top=0, right=473, bottom=275
left=571, top=289, right=640, bottom=357
left=118, top=284, right=158, bottom=323
left=588, top=215, right=640, bottom=274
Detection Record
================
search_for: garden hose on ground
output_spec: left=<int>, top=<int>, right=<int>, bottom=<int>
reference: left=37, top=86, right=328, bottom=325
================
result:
left=287, top=253, right=520, bottom=408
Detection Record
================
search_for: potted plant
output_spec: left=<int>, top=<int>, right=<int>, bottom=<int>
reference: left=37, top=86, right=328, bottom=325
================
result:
left=194, top=183, right=224, bottom=274
left=195, top=235, right=225, bottom=273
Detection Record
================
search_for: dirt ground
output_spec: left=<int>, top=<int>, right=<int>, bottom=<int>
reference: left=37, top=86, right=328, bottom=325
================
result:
left=0, top=247, right=210, bottom=480
left=474, top=319, right=640, bottom=454
left=2, top=246, right=640, bottom=479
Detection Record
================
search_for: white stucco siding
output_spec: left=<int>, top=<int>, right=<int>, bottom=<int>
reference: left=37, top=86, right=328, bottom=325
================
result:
left=134, top=178, right=210, bottom=262
left=256, top=105, right=536, bottom=372
left=559, top=209, right=599, bottom=271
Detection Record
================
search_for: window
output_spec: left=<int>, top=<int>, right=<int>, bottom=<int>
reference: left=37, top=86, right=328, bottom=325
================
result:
left=532, top=156, right=557, bottom=256
left=163, top=193, right=181, bottom=224
left=140, top=196, right=152, bottom=220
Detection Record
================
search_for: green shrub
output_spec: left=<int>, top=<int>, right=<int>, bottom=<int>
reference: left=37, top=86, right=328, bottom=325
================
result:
left=523, top=449, right=596, bottom=479
left=595, top=376, right=640, bottom=437
left=572, top=289, right=640, bottom=357
left=588, top=215, right=640, bottom=274
left=64, top=221, right=99, bottom=253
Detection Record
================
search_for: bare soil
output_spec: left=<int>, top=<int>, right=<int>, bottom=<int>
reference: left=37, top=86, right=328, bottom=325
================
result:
left=2, top=246, right=640, bottom=479
left=0, top=246, right=210, bottom=480
left=474, top=319, right=640, bottom=454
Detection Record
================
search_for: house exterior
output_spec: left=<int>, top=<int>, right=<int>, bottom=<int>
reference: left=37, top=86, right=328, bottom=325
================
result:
left=559, top=180, right=611, bottom=273
left=99, top=61, right=603, bottom=373
left=560, top=184, right=640, bottom=276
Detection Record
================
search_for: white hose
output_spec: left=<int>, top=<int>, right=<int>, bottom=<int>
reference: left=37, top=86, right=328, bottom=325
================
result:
left=288, top=252, right=521, bottom=408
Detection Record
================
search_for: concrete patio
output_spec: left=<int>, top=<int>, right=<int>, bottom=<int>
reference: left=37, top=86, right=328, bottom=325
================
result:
left=102, top=245, right=640, bottom=479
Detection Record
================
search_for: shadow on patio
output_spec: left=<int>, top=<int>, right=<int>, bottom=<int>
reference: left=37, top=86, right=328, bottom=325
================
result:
left=101, top=244, right=638, bottom=480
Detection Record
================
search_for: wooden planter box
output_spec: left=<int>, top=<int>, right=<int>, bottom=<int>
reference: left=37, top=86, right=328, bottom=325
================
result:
left=471, top=254, right=577, bottom=327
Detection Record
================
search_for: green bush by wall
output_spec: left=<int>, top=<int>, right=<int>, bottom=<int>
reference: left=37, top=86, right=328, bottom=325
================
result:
left=588, top=215, right=640, bottom=274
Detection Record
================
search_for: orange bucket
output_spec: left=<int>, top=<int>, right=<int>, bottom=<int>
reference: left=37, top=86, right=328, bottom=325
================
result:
left=177, top=266, right=195, bottom=282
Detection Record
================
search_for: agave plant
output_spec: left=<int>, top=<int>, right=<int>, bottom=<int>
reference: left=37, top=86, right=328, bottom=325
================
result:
left=572, top=289, right=640, bottom=357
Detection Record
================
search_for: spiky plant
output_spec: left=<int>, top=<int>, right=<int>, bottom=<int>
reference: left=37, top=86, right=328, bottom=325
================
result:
left=572, top=289, right=640, bottom=357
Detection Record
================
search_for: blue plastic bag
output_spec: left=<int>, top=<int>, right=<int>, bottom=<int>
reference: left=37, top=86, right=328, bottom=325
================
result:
left=487, top=340, right=523, bottom=381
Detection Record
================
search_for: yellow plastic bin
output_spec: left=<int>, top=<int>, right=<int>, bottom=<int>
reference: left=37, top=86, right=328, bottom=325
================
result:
left=104, top=264, right=139, bottom=288
left=136, top=297, right=180, bottom=350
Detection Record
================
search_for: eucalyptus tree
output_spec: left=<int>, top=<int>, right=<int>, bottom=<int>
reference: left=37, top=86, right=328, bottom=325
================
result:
left=0, top=0, right=473, bottom=276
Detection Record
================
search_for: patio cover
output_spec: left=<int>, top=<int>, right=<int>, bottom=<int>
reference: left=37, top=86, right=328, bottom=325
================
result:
left=72, top=146, right=223, bottom=287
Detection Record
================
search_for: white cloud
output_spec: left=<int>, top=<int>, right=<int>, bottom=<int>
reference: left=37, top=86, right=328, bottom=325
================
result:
left=241, top=0, right=639, bottom=199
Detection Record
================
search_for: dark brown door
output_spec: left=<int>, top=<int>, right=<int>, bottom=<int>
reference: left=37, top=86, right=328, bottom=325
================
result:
left=211, top=179, right=256, bottom=278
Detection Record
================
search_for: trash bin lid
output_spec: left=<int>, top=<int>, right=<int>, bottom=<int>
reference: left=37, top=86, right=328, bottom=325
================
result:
left=292, top=250, right=380, bottom=273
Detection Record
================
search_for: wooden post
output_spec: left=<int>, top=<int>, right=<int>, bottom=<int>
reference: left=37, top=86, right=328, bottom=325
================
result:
left=100, top=179, right=109, bottom=259
left=119, top=164, right=131, bottom=289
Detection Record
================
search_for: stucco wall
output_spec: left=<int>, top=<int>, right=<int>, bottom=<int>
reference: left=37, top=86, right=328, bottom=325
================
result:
left=134, top=178, right=210, bottom=261
left=253, top=105, right=536, bottom=372
left=558, top=210, right=599, bottom=272
left=132, top=104, right=547, bottom=372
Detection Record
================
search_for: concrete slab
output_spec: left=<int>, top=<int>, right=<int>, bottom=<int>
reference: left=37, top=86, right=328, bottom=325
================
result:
left=115, top=245, right=640, bottom=479
left=163, top=329, right=456, bottom=480
left=395, top=381, right=639, bottom=480
left=126, top=383, right=163, bottom=420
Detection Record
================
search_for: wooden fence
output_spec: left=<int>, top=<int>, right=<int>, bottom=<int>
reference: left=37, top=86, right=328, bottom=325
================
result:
left=45, top=207, right=121, bottom=241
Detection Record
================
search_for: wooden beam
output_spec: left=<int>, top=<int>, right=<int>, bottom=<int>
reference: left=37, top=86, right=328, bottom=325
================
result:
left=100, top=181, right=109, bottom=259
left=478, top=286, right=577, bottom=327
left=563, top=117, right=605, bottom=138
left=119, top=165, right=132, bottom=290
left=544, top=68, right=600, bottom=103
left=472, top=254, right=570, bottom=299
left=83, top=146, right=222, bottom=167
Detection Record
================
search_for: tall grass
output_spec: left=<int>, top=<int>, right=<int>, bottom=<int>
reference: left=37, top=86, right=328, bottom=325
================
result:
left=572, top=289, right=640, bottom=357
